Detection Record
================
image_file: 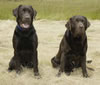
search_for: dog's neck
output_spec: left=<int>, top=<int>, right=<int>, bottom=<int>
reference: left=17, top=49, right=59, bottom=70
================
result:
left=16, top=24, right=33, bottom=31
left=15, top=24, right=35, bottom=38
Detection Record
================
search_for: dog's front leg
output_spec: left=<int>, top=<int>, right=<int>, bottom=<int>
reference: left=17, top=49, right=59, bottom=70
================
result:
left=81, top=56, right=88, bottom=78
left=33, top=50, right=40, bottom=77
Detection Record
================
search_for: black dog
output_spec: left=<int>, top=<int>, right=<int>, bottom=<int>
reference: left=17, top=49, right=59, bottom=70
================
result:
left=51, top=16, right=90, bottom=77
left=8, top=5, right=40, bottom=77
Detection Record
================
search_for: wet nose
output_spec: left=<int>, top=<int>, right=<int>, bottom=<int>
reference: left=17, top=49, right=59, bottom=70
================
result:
left=79, top=24, right=84, bottom=29
left=25, top=15, right=30, bottom=19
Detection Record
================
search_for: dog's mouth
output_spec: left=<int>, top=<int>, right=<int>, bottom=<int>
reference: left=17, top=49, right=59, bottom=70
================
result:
left=20, top=19, right=31, bottom=29
left=75, top=36, right=82, bottom=41
left=20, top=23, right=30, bottom=29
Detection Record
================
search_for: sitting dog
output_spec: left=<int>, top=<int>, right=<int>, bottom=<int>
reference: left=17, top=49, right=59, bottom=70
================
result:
left=8, top=5, right=40, bottom=77
left=51, top=15, right=90, bottom=77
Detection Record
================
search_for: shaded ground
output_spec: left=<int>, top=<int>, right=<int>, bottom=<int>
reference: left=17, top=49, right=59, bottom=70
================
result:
left=0, top=20, right=100, bottom=85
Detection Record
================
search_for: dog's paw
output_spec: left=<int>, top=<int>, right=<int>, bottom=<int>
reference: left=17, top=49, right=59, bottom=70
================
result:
left=8, top=67, right=13, bottom=72
left=83, top=73, right=89, bottom=78
left=34, top=75, right=41, bottom=79
left=65, top=72, right=71, bottom=76
left=34, top=72, right=41, bottom=79
left=51, top=57, right=60, bottom=68
left=56, top=72, right=61, bottom=77
left=16, top=67, right=22, bottom=74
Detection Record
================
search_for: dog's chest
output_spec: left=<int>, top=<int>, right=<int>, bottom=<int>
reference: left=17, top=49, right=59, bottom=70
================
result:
left=17, top=37, right=34, bottom=50
left=70, top=42, right=84, bottom=56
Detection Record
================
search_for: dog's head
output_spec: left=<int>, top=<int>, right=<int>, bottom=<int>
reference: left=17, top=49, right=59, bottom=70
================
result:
left=65, top=16, right=90, bottom=38
left=13, top=5, right=37, bottom=30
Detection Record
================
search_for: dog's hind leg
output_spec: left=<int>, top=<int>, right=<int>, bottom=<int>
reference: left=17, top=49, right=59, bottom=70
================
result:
left=57, top=53, right=66, bottom=77
left=8, top=56, right=22, bottom=74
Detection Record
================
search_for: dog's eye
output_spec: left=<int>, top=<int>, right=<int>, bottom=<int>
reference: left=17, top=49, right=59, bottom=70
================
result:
left=23, top=9, right=26, bottom=12
left=76, top=19, right=79, bottom=22
left=81, top=20, right=84, bottom=23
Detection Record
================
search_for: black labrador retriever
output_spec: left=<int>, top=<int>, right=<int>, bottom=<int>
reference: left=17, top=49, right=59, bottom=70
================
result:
left=8, top=5, right=40, bottom=77
left=51, top=15, right=90, bottom=77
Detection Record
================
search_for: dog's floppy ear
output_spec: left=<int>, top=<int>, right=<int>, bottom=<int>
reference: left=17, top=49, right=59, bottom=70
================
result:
left=33, top=9, right=37, bottom=19
left=13, top=5, right=22, bottom=17
left=83, top=16, right=90, bottom=29
left=65, top=18, right=72, bottom=30
left=86, top=20, right=90, bottom=28
left=30, top=6, right=37, bottom=19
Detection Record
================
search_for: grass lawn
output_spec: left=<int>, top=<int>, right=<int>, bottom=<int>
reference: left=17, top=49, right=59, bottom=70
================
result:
left=0, top=0, right=100, bottom=20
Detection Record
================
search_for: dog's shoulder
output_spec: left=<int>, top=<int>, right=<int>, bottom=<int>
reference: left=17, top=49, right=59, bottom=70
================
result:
left=60, top=30, right=71, bottom=52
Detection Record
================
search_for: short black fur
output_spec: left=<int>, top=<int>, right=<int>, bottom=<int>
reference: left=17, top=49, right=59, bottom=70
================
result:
left=51, top=15, right=90, bottom=77
left=8, top=5, right=40, bottom=77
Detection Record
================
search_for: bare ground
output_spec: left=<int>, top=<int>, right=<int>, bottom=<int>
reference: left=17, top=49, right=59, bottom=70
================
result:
left=0, top=20, right=100, bottom=85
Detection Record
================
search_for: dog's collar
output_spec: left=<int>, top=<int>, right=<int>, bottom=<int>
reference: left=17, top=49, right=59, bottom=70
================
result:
left=17, top=25, right=23, bottom=31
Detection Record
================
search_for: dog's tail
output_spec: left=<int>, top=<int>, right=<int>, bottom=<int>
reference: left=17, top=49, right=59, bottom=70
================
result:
left=87, top=66, right=94, bottom=71
left=87, top=60, right=92, bottom=63
left=86, top=60, right=94, bottom=71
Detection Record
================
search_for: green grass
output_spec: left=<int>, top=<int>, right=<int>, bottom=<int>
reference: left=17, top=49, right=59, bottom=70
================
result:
left=0, top=0, right=100, bottom=20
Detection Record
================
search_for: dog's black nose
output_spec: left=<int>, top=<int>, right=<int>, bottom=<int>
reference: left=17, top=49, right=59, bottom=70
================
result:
left=79, top=23, right=84, bottom=29
left=25, top=16, right=30, bottom=20
left=79, top=25, right=84, bottom=29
